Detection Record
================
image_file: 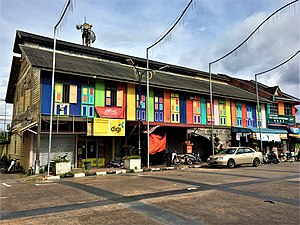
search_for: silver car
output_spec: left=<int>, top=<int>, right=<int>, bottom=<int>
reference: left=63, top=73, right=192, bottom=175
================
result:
left=207, top=147, right=263, bottom=168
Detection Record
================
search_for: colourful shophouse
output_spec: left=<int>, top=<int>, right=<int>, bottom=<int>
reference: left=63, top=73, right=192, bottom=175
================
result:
left=4, top=30, right=297, bottom=170
left=228, top=78, right=299, bottom=155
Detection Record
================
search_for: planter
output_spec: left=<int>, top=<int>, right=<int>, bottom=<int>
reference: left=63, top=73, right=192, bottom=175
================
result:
left=124, top=158, right=141, bottom=170
left=53, top=161, right=71, bottom=175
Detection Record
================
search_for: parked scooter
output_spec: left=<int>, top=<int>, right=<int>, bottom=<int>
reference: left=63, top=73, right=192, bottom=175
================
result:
left=263, top=151, right=279, bottom=164
left=108, top=158, right=124, bottom=168
left=171, top=151, right=202, bottom=165
left=185, top=152, right=202, bottom=165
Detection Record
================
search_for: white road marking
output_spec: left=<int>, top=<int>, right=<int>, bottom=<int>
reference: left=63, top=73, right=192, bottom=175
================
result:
left=2, top=183, right=11, bottom=187
left=1, top=196, right=16, bottom=199
left=187, top=187, right=197, bottom=190
left=35, top=183, right=57, bottom=186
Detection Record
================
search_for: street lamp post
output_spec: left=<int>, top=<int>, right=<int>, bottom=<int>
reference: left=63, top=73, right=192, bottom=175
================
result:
left=255, top=74, right=263, bottom=152
left=209, top=63, right=214, bottom=156
left=0, top=98, right=6, bottom=138
left=254, top=50, right=300, bottom=153
left=126, top=59, right=153, bottom=157
left=127, top=59, right=167, bottom=165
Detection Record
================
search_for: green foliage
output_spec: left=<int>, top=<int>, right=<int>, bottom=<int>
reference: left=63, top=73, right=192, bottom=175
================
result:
left=39, top=167, right=45, bottom=174
left=124, top=155, right=141, bottom=160
left=60, top=171, right=74, bottom=178
left=0, top=154, right=10, bottom=169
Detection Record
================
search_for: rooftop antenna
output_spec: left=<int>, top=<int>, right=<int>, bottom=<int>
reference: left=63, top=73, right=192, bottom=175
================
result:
left=76, top=17, right=96, bottom=46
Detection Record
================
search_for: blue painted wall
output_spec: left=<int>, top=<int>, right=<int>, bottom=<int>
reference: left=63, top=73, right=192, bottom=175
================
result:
left=180, top=94, right=186, bottom=124
left=41, top=72, right=51, bottom=115
left=252, top=104, right=257, bottom=127
left=69, top=80, right=81, bottom=116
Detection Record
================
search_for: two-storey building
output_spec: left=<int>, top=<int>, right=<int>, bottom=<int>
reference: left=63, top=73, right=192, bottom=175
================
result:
left=4, top=30, right=297, bottom=170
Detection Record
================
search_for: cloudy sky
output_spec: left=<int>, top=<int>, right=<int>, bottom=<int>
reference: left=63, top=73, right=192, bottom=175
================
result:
left=0, top=0, right=299, bottom=129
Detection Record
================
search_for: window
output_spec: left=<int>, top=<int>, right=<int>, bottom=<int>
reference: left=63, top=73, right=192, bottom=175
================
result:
left=54, top=82, right=77, bottom=115
left=81, top=86, right=94, bottom=118
left=82, top=86, right=94, bottom=105
left=136, top=91, right=146, bottom=121
left=284, top=103, right=292, bottom=115
left=219, top=100, right=226, bottom=125
left=154, top=92, right=164, bottom=122
left=246, top=106, right=254, bottom=127
left=193, top=97, right=201, bottom=124
left=171, top=93, right=180, bottom=123
left=236, top=103, right=242, bottom=127
left=270, top=103, right=278, bottom=114
left=206, top=100, right=214, bottom=125
left=257, top=110, right=262, bottom=127
left=105, top=82, right=117, bottom=106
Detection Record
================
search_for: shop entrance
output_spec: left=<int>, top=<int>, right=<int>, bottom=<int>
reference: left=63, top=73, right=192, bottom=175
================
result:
left=77, top=140, right=106, bottom=167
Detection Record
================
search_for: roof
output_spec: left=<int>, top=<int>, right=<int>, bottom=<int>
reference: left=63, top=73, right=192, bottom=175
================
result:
left=229, top=77, right=299, bottom=103
left=19, top=45, right=267, bottom=103
left=14, top=30, right=230, bottom=82
left=5, top=56, right=21, bottom=103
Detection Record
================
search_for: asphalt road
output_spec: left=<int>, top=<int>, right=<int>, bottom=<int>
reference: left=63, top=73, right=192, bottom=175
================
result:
left=1, top=162, right=299, bottom=225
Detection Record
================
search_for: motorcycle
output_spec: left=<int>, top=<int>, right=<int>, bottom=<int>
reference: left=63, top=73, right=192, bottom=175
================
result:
left=172, top=151, right=202, bottom=165
left=108, top=158, right=124, bottom=168
left=263, top=151, right=279, bottom=164
left=185, top=152, right=202, bottom=165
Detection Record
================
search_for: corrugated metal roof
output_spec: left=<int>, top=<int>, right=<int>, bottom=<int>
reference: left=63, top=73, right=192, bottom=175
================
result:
left=20, top=45, right=269, bottom=103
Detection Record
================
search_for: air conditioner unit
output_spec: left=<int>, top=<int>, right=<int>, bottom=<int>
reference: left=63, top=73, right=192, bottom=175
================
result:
left=188, top=95, right=195, bottom=100
left=59, top=103, right=66, bottom=111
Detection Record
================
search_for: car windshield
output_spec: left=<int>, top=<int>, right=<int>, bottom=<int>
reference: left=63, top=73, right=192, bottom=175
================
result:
left=220, top=148, right=236, bottom=154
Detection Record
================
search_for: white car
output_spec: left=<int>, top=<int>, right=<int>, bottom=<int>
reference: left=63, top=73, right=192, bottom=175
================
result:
left=207, top=147, right=263, bottom=168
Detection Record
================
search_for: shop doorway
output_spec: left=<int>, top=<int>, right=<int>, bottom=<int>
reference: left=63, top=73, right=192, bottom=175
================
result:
left=77, top=140, right=105, bottom=167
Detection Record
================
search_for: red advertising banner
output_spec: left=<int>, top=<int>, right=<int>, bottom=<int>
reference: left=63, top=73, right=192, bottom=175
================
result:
left=95, top=106, right=124, bottom=119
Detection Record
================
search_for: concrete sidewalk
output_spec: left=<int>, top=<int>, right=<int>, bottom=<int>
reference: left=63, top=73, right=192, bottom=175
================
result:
left=1, top=163, right=207, bottom=181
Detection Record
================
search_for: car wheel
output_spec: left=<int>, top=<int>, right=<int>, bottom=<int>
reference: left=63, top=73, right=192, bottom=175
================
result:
left=252, top=158, right=260, bottom=167
left=227, top=159, right=235, bottom=168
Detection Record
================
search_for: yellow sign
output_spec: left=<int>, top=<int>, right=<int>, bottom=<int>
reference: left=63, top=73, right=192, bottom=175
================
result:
left=93, top=118, right=125, bottom=136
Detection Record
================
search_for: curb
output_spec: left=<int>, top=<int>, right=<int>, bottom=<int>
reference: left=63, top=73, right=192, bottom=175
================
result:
left=44, top=164, right=207, bottom=180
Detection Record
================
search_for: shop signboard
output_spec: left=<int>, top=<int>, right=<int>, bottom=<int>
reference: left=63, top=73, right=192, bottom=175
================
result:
left=268, top=114, right=295, bottom=124
left=256, top=133, right=281, bottom=142
left=95, top=106, right=124, bottom=118
left=93, top=118, right=125, bottom=136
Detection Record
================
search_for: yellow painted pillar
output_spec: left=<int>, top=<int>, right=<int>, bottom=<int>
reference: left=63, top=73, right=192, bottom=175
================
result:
left=226, top=98, right=232, bottom=126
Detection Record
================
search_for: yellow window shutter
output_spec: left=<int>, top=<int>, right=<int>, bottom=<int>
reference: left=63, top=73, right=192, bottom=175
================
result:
left=69, top=85, right=77, bottom=103
left=116, top=90, right=123, bottom=107
left=55, top=83, right=63, bottom=102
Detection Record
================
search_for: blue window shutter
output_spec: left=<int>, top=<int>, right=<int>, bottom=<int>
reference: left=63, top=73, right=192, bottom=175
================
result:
left=179, top=94, right=186, bottom=123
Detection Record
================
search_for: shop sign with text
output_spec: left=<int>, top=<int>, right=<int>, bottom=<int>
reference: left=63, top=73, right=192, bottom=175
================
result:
left=93, top=118, right=125, bottom=136
left=268, top=114, right=295, bottom=124
left=95, top=106, right=124, bottom=118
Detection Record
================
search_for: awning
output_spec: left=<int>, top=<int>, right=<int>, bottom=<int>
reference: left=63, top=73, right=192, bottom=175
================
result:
left=231, top=127, right=251, bottom=133
left=18, top=121, right=38, bottom=133
left=143, top=125, right=160, bottom=134
left=13, top=121, right=38, bottom=135
left=250, top=128, right=287, bottom=134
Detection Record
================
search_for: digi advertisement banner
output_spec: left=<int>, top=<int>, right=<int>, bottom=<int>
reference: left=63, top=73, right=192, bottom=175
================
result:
left=93, top=118, right=125, bottom=136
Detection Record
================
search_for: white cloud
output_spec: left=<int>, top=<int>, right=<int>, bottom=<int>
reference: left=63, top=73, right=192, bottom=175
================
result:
left=0, top=0, right=299, bottom=127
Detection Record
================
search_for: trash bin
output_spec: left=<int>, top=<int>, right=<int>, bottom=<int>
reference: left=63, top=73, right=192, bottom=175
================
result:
left=84, top=161, right=91, bottom=170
